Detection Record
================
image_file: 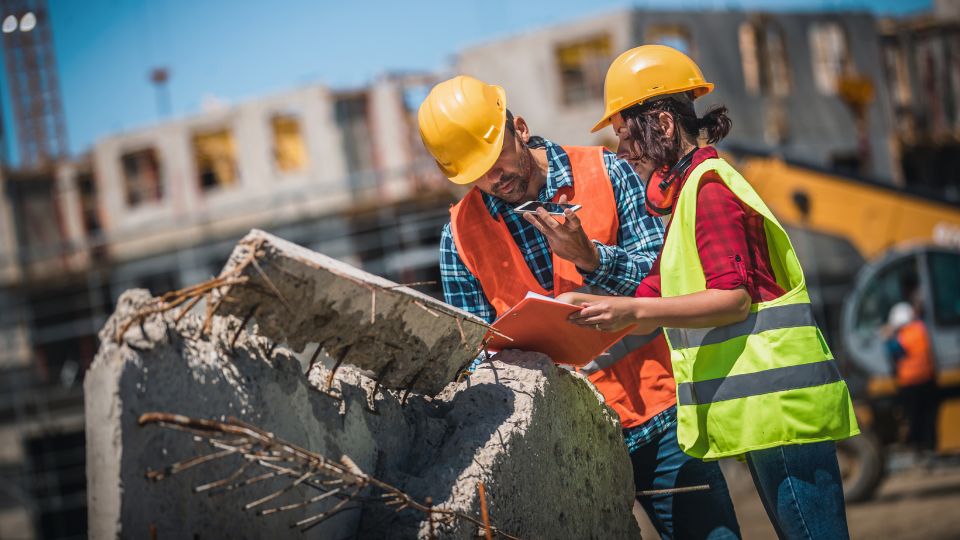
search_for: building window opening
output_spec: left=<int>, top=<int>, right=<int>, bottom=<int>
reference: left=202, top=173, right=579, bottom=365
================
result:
left=334, top=93, right=378, bottom=191
left=120, top=148, right=163, bottom=207
left=271, top=114, right=308, bottom=173
left=25, top=430, right=87, bottom=539
left=10, top=176, right=64, bottom=262
left=556, top=34, right=612, bottom=106
left=192, top=129, right=239, bottom=191
left=881, top=40, right=914, bottom=140
left=402, top=80, right=447, bottom=189
left=77, top=172, right=101, bottom=236
left=739, top=21, right=791, bottom=97
left=646, top=25, right=692, bottom=55
left=740, top=23, right=762, bottom=95
left=809, top=22, right=852, bottom=95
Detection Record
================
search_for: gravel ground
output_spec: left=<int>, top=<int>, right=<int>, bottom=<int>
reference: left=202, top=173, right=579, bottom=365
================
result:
left=636, top=458, right=960, bottom=539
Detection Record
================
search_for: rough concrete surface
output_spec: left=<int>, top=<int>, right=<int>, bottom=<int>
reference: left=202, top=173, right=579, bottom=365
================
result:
left=218, top=229, right=489, bottom=396
left=86, top=285, right=639, bottom=539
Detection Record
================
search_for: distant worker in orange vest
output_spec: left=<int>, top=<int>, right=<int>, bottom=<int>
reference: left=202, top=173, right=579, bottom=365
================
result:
left=885, top=301, right=938, bottom=453
left=418, top=75, right=741, bottom=538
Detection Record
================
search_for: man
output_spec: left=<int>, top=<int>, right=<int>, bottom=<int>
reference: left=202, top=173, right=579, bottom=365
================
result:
left=885, top=301, right=938, bottom=454
left=419, top=75, right=740, bottom=538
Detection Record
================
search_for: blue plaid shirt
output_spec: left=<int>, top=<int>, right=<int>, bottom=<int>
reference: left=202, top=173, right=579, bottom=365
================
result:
left=623, top=406, right=677, bottom=453
left=439, top=137, right=664, bottom=324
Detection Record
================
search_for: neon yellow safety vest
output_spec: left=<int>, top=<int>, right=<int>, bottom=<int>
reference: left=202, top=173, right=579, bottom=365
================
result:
left=660, top=157, right=860, bottom=460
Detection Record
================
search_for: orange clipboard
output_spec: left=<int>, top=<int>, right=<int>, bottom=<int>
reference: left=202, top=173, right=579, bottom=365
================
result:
left=484, top=293, right=633, bottom=366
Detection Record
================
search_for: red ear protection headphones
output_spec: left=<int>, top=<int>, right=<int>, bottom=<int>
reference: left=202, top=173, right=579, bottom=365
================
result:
left=645, top=148, right=698, bottom=216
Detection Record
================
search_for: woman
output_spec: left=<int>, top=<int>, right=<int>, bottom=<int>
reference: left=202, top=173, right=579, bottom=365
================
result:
left=559, top=45, right=860, bottom=539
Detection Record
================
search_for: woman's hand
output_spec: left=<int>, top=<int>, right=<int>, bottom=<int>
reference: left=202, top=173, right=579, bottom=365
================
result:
left=567, top=296, right=655, bottom=334
left=555, top=291, right=600, bottom=306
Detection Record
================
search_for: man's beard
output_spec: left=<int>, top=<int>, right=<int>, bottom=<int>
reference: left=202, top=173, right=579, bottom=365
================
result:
left=495, top=147, right=533, bottom=203
left=494, top=174, right=529, bottom=203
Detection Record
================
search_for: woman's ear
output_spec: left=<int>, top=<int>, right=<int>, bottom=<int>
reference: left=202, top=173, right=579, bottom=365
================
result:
left=658, top=111, right=675, bottom=138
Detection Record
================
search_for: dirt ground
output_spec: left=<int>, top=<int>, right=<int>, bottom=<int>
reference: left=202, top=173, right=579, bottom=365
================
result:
left=636, top=460, right=960, bottom=539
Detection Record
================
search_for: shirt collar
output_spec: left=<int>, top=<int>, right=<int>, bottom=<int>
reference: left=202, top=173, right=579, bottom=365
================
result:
left=669, top=146, right=719, bottom=209
left=480, top=138, right=573, bottom=217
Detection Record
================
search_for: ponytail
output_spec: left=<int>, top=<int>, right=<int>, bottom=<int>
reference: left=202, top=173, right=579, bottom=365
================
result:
left=698, top=105, right=732, bottom=144
left=620, top=94, right=733, bottom=170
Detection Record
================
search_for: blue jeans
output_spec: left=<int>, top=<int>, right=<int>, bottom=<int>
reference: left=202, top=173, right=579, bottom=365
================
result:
left=745, top=441, right=850, bottom=540
left=630, top=409, right=741, bottom=539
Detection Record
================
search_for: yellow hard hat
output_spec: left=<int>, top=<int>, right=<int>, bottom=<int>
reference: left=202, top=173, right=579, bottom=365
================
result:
left=591, top=45, right=714, bottom=133
left=418, top=75, right=508, bottom=185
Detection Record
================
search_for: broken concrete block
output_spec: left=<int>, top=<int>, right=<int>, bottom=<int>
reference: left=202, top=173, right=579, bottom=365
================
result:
left=86, top=289, right=640, bottom=539
left=364, top=351, right=640, bottom=539
left=217, top=229, right=489, bottom=396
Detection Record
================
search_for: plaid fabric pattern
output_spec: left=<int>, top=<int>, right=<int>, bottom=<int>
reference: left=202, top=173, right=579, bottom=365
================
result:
left=635, top=147, right=786, bottom=303
left=440, top=137, right=664, bottom=323
left=694, top=178, right=785, bottom=303
left=623, top=405, right=677, bottom=453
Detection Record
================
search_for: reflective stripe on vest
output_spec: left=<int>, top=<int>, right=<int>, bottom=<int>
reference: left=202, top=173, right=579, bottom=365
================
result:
left=676, top=359, right=842, bottom=406
left=580, top=330, right=661, bottom=374
left=665, top=303, right=817, bottom=350
left=575, top=284, right=660, bottom=374
left=659, top=156, right=859, bottom=459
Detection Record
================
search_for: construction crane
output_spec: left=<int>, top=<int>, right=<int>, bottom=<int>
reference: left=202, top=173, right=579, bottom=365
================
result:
left=0, top=0, right=68, bottom=168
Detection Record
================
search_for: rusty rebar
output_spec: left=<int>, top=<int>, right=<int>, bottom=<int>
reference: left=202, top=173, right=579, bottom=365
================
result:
left=230, top=304, right=259, bottom=349
left=138, top=413, right=522, bottom=539
left=479, top=482, right=493, bottom=540
left=306, top=343, right=324, bottom=374
left=637, top=484, right=710, bottom=497
left=249, top=257, right=294, bottom=314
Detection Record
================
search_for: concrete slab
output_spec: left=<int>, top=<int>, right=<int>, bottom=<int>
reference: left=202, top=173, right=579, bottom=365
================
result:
left=85, top=288, right=639, bottom=539
left=217, top=229, right=489, bottom=396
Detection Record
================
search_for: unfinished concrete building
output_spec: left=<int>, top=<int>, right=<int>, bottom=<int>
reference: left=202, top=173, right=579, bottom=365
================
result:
left=457, top=8, right=897, bottom=182
left=0, top=158, right=98, bottom=539
left=879, top=14, right=960, bottom=202
left=0, top=73, right=459, bottom=538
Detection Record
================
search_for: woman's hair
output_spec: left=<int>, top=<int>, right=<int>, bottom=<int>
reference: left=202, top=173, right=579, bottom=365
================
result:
left=619, top=93, right=731, bottom=170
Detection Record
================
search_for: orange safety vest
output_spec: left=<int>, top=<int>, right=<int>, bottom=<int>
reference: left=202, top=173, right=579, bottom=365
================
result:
left=449, top=145, right=676, bottom=428
left=896, top=320, right=936, bottom=387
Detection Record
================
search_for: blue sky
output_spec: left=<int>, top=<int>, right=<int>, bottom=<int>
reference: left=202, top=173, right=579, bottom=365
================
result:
left=0, top=0, right=932, bottom=163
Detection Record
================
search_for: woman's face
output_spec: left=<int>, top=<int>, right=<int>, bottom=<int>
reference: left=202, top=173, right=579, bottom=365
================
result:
left=611, top=113, right=656, bottom=182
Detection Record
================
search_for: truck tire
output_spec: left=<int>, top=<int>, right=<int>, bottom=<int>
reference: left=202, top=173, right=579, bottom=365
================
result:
left=837, top=432, right=885, bottom=503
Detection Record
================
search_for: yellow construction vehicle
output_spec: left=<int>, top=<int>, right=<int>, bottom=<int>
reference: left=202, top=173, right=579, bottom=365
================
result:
left=737, top=154, right=960, bottom=502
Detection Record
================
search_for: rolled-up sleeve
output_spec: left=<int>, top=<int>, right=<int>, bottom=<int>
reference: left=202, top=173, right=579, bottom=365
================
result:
left=579, top=152, right=664, bottom=295
left=694, top=179, right=750, bottom=291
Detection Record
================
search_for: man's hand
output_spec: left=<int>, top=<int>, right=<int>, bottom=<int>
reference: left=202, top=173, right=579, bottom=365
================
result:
left=522, top=194, right=600, bottom=272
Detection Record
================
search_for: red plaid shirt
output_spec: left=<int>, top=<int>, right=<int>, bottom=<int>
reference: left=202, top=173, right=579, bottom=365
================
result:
left=635, top=147, right=785, bottom=302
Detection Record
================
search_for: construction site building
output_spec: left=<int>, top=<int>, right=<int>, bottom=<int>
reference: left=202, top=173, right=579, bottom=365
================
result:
left=458, top=9, right=924, bottom=192
left=0, top=75, right=454, bottom=539
left=0, top=5, right=959, bottom=539
left=879, top=13, right=960, bottom=201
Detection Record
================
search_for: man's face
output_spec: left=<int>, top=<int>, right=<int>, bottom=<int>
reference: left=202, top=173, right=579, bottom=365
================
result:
left=472, top=127, right=537, bottom=204
left=612, top=113, right=655, bottom=182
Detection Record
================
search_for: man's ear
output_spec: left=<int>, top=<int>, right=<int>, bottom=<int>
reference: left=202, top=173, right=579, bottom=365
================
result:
left=514, top=115, right=532, bottom=144
left=659, top=111, right=675, bottom=139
